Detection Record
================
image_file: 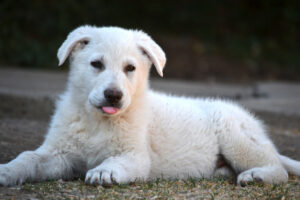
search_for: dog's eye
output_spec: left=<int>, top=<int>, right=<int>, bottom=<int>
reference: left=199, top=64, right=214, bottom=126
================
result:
left=124, top=65, right=136, bottom=73
left=91, top=60, right=104, bottom=70
left=82, top=40, right=89, bottom=45
left=80, top=40, right=89, bottom=45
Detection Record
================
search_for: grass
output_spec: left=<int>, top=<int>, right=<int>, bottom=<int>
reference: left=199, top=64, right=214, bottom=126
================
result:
left=13, top=175, right=299, bottom=199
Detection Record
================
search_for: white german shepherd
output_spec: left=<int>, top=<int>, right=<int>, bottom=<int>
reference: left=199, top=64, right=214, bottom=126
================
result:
left=0, top=26, right=299, bottom=187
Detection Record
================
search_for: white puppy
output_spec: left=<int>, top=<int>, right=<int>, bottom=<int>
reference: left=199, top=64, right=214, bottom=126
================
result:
left=0, top=25, right=299, bottom=187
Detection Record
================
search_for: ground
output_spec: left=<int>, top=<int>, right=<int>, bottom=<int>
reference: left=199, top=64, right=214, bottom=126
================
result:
left=1, top=177, right=300, bottom=199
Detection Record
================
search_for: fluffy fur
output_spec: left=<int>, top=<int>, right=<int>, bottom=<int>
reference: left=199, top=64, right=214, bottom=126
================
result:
left=0, top=25, right=299, bottom=187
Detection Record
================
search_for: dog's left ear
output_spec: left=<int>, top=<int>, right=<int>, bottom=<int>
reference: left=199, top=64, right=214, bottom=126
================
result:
left=57, top=26, right=93, bottom=66
left=134, top=31, right=166, bottom=77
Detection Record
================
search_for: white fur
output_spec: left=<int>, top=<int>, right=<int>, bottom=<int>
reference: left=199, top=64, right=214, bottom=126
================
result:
left=0, top=25, right=299, bottom=187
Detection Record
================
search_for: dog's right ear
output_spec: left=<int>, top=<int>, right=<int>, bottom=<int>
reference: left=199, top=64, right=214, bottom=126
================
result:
left=57, top=26, right=92, bottom=66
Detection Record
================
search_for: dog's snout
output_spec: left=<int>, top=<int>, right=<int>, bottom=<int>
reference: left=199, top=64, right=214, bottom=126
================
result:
left=104, top=88, right=123, bottom=103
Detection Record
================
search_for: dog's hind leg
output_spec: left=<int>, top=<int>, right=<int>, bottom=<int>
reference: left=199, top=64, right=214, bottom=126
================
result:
left=216, top=114, right=288, bottom=185
left=0, top=148, right=73, bottom=186
left=236, top=165, right=287, bottom=186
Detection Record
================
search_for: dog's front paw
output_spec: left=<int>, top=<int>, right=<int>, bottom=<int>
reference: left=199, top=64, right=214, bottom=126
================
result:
left=85, top=166, right=126, bottom=187
left=85, top=155, right=149, bottom=186
left=0, top=165, right=23, bottom=187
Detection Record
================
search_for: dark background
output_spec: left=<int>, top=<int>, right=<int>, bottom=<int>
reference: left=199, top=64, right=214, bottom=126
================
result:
left=1, top=0, right=300, bottom=81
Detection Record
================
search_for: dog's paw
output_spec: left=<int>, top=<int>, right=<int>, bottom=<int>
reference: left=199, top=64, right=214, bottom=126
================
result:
left=237, top=169, right=264, bottom=187
left=0, top=165, right=23, bottom=187
left=85, top=166, right=125, bottom=187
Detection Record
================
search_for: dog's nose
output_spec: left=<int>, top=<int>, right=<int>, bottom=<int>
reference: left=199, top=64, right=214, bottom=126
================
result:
left=104, top=88, right=123, bottom=104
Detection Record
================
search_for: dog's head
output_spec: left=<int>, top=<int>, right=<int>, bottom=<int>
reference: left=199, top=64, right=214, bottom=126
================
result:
left=57, top=25, right=166, bottom=116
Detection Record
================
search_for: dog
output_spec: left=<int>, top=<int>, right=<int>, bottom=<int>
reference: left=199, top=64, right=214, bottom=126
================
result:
left=0, top=25, right=299, bottom=187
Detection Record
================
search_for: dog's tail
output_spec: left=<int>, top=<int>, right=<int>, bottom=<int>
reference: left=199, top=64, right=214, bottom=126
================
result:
left=279, top=154, right=300, bottom=176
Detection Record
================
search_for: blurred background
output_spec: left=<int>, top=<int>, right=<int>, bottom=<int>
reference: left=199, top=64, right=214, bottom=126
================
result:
left=0, top=0, right=300, bottom=81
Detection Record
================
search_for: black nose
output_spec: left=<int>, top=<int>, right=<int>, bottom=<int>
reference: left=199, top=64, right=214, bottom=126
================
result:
left=104, top=88, right=123, bottom=104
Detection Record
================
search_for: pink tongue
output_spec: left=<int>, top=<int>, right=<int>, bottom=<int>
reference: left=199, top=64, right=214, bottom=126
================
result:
left=102, top=107, right=119, bottom=114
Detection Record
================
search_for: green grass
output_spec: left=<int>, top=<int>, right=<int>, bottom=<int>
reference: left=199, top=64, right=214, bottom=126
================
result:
left=17, top=175, right=300, bottom=199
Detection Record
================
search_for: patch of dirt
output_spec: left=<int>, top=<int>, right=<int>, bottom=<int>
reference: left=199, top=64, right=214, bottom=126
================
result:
left=0, top=118, right=47, bottom=163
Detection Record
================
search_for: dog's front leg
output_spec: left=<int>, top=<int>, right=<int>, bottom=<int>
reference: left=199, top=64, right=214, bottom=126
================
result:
left=0, top=148, right=73, bottom=186
left=85, top=152, right=150, bottom=186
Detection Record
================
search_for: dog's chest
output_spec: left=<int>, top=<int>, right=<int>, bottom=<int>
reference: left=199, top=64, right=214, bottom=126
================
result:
left=75, top=125, right=124, bottom=169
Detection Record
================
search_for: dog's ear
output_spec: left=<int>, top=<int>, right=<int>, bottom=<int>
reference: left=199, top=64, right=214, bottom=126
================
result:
left=134, top=31, right=166, bottom=77
left=57, top=26, right=92, bottom=66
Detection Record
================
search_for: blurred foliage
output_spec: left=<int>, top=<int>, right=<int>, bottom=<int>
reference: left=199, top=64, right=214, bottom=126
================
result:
left=0, top=0, right=299, bottom=72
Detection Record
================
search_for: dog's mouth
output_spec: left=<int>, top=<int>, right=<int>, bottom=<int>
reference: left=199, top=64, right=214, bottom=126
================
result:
left=94, top=102, right=122, bottom=115
left=101, top=106, right=119, bottom=115
left=90, top=98, right=123, bottom=115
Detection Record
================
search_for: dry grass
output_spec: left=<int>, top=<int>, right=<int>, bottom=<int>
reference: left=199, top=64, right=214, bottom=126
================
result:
left=1, top=175, right=298, bottom=200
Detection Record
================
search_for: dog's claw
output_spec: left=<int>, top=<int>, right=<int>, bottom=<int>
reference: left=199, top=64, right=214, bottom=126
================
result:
left=85, top=176, right=91, bottom=184
left=239, top=181, right=247, bottom=187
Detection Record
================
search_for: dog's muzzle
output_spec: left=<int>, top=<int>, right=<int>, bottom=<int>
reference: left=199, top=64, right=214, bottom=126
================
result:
left=94, top=88, right=123, bottom=115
